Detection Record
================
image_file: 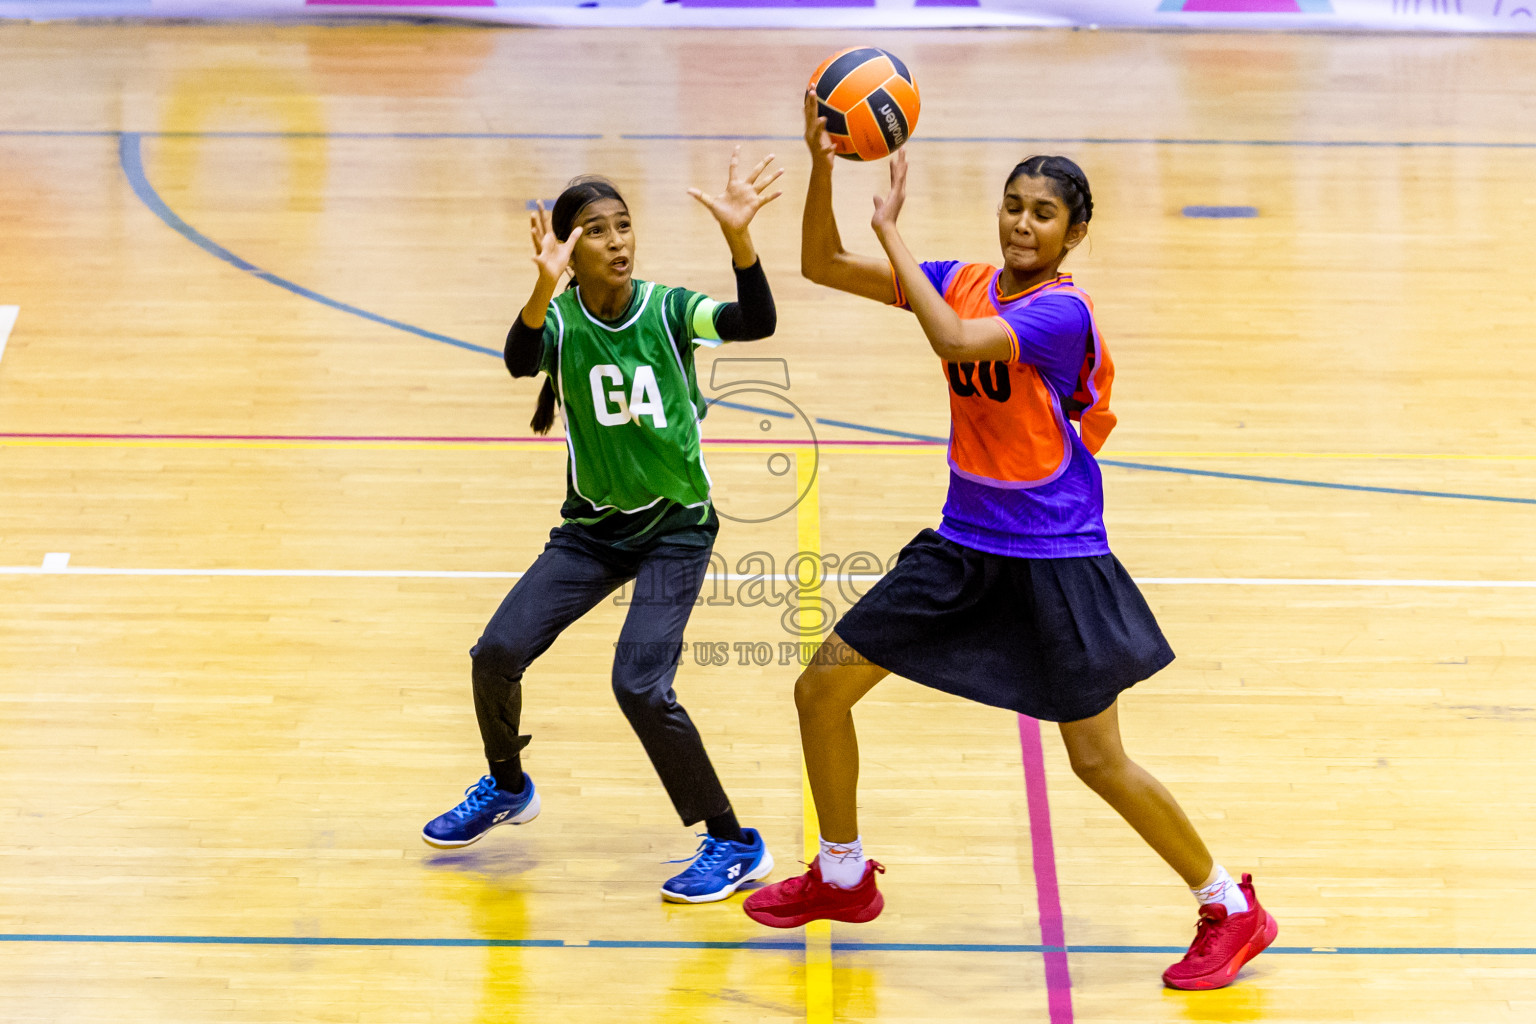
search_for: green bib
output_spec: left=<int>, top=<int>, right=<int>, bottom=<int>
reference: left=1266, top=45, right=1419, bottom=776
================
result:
left=540, top=279, right=726, bottom=548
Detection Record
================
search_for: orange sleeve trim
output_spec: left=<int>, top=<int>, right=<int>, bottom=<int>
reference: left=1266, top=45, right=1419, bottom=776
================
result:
left=889, top=263, right=906, bottom=308
left=993, top=316, right=1021, bottom=363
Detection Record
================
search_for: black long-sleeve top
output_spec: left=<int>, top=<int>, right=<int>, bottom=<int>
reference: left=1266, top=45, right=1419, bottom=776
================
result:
left=504, top=258, right=775, bottom=378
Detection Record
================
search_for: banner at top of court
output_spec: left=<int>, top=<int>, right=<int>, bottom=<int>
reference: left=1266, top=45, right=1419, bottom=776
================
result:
left=0, top=0, right=1531, bottom=32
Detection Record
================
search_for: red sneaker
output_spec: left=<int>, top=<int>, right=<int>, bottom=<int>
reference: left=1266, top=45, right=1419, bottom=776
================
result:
left=1162, top=873, right=1278, bottom=991
left=742, top=859, right=885, bottom=928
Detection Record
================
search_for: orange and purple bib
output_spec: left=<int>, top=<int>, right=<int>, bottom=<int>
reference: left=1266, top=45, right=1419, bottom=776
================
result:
left=894, top=262, right=1116, bottom=558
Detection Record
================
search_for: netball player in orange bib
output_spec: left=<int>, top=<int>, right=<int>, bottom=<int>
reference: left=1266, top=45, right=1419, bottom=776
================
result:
left=743, top=94, right=1278, bottom=992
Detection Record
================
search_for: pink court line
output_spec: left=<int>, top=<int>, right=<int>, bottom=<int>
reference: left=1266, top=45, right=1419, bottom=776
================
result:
left=1018, top=715, right=1074, bottom=1024
left=0, top=432, right=935, bottom=447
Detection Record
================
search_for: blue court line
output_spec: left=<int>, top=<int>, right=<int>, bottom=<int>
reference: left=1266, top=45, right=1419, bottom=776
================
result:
left=841, top=942, right=1536, bottom=956
left=119, top=133, right=499, bottom=359
left=622, top=134, right=804, bottom=142
left=710, top=398, right=795, bottom=419
left=4, top=130, right=599, bottom=140
left=4, top=933, right=1535, bottom=955
left=622, top=133, right=1536, bottom=150
left=1100, top=459, right=1536, bottom=506
left=10, top=128, right=1536, bottom=149
left=0, top=934, right=565, bottom=948
left=1, top=130, right=129, bottom=138
left=1184, top=205, right=1259, bottom=218
left=116, top=134, right=1536, bottom=509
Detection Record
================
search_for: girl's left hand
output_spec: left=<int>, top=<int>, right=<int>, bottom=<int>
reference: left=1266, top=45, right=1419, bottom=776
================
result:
left=870, top=148, right=908, bottom=236
left=689, top=147, right=785, bottom=234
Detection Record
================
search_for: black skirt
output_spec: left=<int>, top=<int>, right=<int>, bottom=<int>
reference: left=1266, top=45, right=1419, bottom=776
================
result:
left=834, top=529, right=1174, bottom=723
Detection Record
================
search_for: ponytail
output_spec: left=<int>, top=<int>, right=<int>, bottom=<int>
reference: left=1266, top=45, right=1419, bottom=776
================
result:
left=531, top=377, right=557, bottom=435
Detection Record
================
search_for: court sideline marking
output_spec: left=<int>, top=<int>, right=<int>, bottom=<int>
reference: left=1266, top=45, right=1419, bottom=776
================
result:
left=1018, top=715, right=1074, bottom=1024
left=111, top=133, right=1536, bottom=508
left=2, top=933, right=1533, bottom=956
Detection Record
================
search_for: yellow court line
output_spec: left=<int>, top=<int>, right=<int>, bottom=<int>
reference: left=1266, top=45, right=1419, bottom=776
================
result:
left=795, top=452, right=834, bottom=1024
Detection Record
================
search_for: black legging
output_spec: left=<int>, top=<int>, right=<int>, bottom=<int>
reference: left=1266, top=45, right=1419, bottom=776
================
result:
left=470, top=524, right=730, bottom=825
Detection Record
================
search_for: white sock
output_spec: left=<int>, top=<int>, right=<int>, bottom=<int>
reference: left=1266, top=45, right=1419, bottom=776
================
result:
left=1192, top=865, right=1249, bottom=915
left=817, top=836, right=866, bottom=889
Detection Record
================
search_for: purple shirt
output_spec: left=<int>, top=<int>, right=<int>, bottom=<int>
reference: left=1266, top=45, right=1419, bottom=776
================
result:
left=901, top=260, right=1111, bottom=560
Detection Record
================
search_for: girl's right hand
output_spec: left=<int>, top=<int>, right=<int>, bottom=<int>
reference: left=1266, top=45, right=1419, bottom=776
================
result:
left=803, top=90, right=837, bottom=169
left=870, top=147, right=908, bottom=237
left=529, top=202, right=583, bottom=286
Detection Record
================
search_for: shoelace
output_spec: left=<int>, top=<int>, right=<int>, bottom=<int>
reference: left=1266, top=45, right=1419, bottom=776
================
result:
left=665, top=834, right=734, bottom=873
left=785, top=858, right=884, bottom=894
left=776, top=861, right=827, bottom=897
left=775, top=864, right=819, bottom=896
left=1185, top=907, right=1224, bottom=957
left=448, top=776, right=499, bottom=821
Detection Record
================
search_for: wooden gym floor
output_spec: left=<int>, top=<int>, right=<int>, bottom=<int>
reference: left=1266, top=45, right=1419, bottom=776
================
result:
left=2, top=20, right=1535, bottom=1024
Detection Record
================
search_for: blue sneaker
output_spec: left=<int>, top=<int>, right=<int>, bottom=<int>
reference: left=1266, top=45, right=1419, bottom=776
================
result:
left=421, top=775, right=540, bottom=849
left=660, top=828, right=774, bottom=904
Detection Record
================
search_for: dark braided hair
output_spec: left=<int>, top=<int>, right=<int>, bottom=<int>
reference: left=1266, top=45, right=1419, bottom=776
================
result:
left=1005, top=155, right=1093, bottom=226
left=530, top=175, right=629, bottom=435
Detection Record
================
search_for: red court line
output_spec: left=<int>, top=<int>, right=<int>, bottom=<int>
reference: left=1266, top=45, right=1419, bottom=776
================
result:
left=0, top=432, right=936, bottom=447
left=1018, top=714, right=1074, bottom=1024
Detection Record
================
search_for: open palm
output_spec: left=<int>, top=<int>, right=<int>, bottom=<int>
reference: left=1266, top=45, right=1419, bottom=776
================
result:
left=528, top=202, right=583, bottom=285
left=688, top=147, right=784, bottom=234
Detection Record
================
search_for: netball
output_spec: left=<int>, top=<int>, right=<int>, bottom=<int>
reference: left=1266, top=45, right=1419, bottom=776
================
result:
left=808, top=46, right=921, bottom=161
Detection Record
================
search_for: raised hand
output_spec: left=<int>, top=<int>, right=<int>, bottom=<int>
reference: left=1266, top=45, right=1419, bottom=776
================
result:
left=528, top=202, right=583, bottom=286
left=870, top=148, right=908, bottom=235
left=688, top=146, right=785, bottom=236
left=803, top=90, right=838, bottom=169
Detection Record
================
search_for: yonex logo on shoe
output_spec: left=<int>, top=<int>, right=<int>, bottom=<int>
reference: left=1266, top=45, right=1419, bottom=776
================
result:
left=728, top=865, right=741, bottom=879
left=492, top=811, right=510, bottom=824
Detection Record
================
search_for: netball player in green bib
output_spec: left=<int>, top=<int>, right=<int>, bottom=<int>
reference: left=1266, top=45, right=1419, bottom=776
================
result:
left=422, top=150, right=784, bottom=905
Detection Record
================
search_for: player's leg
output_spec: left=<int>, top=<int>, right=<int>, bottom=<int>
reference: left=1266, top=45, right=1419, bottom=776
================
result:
left=743, top=635, right=890, bottom=927
left=1059, top=701, right=1278, bottom=989
left=1059, top=700, right=1211, bottom=883
left=794, top=635, right=888, bottom=845
left=422, top=529, right=628, bottom=848
left=608, top=546, right=772, bottom=903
